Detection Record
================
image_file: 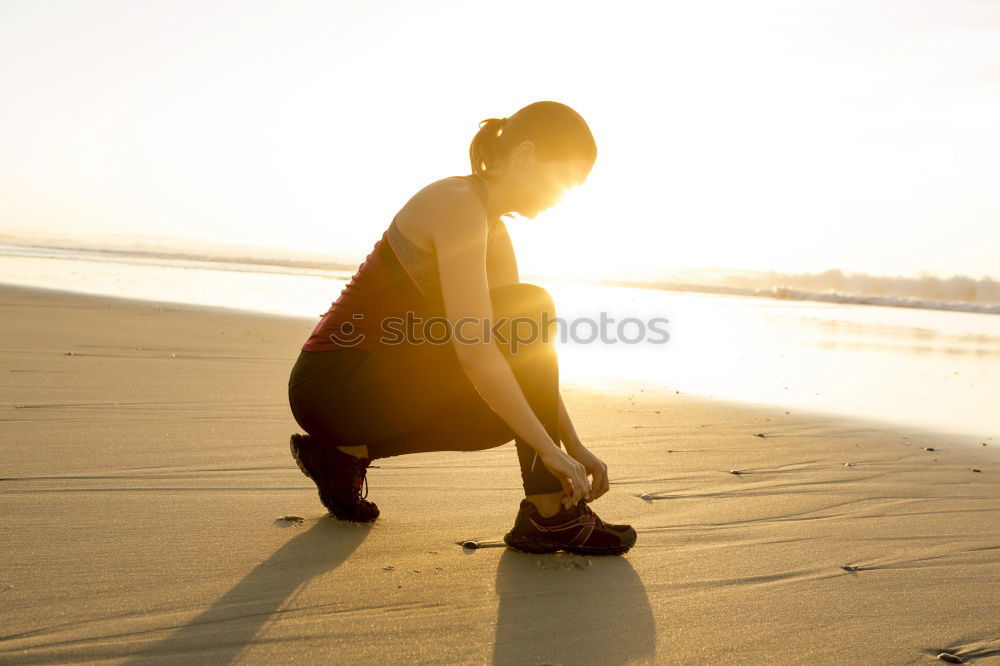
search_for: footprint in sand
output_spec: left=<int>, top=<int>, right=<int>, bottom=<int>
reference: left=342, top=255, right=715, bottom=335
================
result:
left=274, top=515, right=305, bottom=527
left=535, top=556, right=591, bottom=571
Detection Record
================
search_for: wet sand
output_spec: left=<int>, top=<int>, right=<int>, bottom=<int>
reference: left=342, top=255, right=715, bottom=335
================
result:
left=1, top=283, right=998, bottom=664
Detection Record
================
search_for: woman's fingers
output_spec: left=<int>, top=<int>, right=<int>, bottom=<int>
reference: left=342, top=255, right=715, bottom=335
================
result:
left=590, top=465, right=607, bottom=501
left=563, top=476, right=576, bottom=509
left=550, top=454, right=593, bottom=510
left=559, top=474, right=574, bottom=503
left=598, top=463, right=609, bottom=498
left=563, top=462, right=587, bottom=509
left=585, top=461, right=609, bottom=501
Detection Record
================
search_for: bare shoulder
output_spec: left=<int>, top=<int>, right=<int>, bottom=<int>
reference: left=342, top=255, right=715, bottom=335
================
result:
left=395, top=177, right=487, bottom=249
left=409, top=176, right=482, bottom=217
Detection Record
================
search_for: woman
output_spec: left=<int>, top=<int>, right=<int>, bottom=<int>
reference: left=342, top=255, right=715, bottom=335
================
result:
left=287, top=101, right=636, bottom=555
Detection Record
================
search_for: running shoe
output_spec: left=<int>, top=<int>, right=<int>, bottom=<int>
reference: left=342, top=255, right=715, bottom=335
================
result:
left=289, top=433, right=379, bottom=523
left=503, top=498, right=636, bottom=555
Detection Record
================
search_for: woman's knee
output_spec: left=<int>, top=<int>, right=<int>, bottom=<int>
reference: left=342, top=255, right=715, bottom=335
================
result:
left=488, top=283, right=558, bottom=352
left=490, top=282, right=556, bottom=319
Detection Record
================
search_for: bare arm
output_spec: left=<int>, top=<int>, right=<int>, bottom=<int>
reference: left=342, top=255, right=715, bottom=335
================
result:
left=558, top=391, right=610, bottom=501
left=487, top=219, right=582, bottom=454
left=432, top=183, right=560, bottom=460
left=429, top=180, right=591, bottom=505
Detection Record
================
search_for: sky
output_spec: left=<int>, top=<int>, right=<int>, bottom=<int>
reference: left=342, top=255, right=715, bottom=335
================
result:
left=0, top=0, right=997, bottom=281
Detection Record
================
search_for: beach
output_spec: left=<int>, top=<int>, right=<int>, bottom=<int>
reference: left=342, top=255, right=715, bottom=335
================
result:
left=1, top=282, right=998, bottom=664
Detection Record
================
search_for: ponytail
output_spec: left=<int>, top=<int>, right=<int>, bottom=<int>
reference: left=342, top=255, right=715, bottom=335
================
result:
left=469, top=116, right=508, bottom=179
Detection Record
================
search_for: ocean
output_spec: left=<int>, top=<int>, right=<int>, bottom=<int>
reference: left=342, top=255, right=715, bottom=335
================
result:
left=2, top=240, right=997, bottom=446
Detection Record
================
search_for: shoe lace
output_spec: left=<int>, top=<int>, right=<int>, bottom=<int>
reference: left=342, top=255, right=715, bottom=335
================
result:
left=353, top=457, right=370, bottom=500
left=577, top=500, right=603, bottom=525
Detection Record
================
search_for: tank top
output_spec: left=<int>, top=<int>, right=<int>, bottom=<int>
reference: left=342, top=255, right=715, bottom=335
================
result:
left=300, top=174, right=498, bottom=353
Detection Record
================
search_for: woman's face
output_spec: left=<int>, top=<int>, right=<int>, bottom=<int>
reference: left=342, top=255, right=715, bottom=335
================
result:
left=509, top=143, right=591, bottom=219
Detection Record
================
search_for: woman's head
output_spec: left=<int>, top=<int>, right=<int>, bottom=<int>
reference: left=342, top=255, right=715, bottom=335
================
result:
left=468, top=101, right=596, bottom=219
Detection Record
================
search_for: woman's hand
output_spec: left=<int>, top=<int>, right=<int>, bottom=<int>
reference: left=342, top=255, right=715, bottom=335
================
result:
left=565, top=443, right=610, bottom=502
left=538, top=445, right=592, bottom=510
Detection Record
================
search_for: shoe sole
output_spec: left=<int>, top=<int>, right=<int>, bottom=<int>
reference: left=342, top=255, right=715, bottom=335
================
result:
left=503, top=530, right=634, bottom=556
left=325, top=505, right=380, bottom=523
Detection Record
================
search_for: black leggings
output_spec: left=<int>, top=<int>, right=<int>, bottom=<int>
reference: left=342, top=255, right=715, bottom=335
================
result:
left=287, top=282, right=565, bottom=496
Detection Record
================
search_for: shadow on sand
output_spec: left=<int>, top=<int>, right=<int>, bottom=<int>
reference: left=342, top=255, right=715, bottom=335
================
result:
left=124, top=517, right=369, bottom=664
left=492, top=548, right=656, bottom=664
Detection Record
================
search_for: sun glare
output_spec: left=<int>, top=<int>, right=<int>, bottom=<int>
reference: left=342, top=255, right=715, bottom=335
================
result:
left=507, top=177, right=659, bottom=284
